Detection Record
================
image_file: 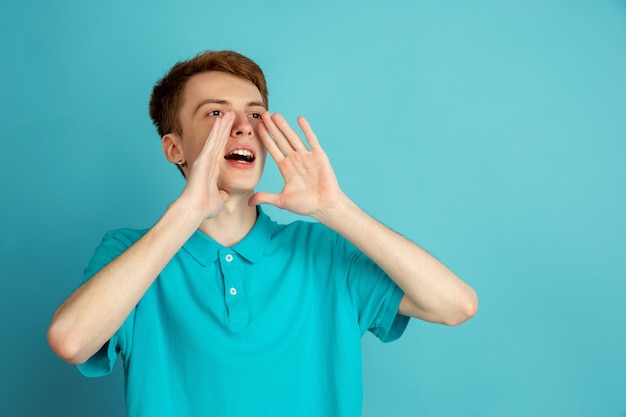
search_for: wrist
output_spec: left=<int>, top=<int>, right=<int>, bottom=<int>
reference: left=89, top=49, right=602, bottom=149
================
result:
left=312, top=192, right=358, bottom=230
left=166, top=196, right=207, bottom=230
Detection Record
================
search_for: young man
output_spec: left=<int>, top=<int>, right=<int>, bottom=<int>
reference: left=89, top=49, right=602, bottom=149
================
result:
left=48, top=50, right=477, bottom=416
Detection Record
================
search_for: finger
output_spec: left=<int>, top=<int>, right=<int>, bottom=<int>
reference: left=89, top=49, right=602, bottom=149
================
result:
left=193, top=113, right=234, bottom=174
left=271, top=113, right=309, bottom=152
left=204, top=112, right=234, bottom=154
left=219, top=189, right=230, bottom=203
left=260, top=112, right=292, bottom=154
left=297, top=116, right=321, bottom=150
left=257, top=121, right=286, bottom=162
left=260, top=112, right=296, bottom=155
left=248, top=191, right=281, bottom=208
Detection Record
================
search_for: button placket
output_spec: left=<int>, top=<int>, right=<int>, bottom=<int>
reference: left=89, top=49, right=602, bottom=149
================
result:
left=218, top=250, right=249, bottom=329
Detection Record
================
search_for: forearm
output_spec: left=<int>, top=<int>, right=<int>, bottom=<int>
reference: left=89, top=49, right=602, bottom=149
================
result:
left=251, top=112, right=477, bottom=324
left=47, top=199, right=204, bottom=364
left=314, top=194, right=478, bottom=326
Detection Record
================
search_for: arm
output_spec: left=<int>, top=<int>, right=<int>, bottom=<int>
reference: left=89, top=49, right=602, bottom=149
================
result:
left=249, top=112, right=477, bottom=326
left=47, top=113, right=235, bottom=364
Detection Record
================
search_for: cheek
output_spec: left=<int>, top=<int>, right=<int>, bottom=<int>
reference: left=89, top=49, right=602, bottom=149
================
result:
left=184, top=140, right=205, bottom=163
left=185, top=125, right=214, bottom=156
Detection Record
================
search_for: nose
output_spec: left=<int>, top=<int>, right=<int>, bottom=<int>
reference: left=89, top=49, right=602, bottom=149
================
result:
left=230, top=112, right=253, bottom=137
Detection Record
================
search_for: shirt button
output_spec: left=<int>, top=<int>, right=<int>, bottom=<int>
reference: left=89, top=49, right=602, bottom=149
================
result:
left=229, top=287, right=237, bottom=296
left=225, top=254, right=233, bottom=262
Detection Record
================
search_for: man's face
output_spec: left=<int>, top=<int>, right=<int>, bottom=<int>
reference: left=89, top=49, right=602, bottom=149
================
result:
left=175, top=71, right=268, bottom=195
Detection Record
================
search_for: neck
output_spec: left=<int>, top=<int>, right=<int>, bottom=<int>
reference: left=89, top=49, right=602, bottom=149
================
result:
left=198, top=193, right=258, bottom=247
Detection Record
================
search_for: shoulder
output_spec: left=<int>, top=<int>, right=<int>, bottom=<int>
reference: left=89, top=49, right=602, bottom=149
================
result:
left=89, top=227, right=149, bottom=264
left=268, top=219, right=361, bottom=264
left=82, top=227, right=149, bottom=281
left=99, top=227, right=149, bottom=248
left=270, top=218, right=338, bottom=245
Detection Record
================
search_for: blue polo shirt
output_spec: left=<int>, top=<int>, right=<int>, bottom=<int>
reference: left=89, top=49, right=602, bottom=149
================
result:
left=78, top=209, right=409, bottom=417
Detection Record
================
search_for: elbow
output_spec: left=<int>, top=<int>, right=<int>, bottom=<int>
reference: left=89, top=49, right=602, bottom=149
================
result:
left=444, top=290, right=478, bottom=327
left=47, top=320, right=88, bottom=365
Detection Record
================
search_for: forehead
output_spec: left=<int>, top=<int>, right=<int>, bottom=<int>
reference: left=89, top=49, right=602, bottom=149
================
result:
left=181, top=71, right=264, bottom=111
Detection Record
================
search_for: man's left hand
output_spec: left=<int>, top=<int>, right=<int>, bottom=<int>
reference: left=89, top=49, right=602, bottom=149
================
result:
left=249, top=112, right=344, bottom=219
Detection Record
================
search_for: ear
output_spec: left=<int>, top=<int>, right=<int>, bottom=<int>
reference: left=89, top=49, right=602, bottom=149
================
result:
left=162, top=133, right=184, bottom=164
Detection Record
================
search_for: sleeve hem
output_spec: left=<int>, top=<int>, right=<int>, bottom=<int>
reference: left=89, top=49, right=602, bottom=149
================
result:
left=373, top=286, right=410, bottom=343
left=76, top=339, right=117, bottom=378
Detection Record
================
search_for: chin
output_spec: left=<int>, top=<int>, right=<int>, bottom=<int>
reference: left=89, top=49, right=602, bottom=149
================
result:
left=219, top=178, right=261, bottom=196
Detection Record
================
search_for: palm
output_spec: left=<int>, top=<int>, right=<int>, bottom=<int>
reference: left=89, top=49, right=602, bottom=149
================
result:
left=180, top=113, right=234, bottom=219
left=249, top=113, right=343, bottom=217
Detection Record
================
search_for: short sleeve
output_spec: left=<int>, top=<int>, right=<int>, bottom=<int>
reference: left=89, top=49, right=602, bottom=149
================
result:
left=332, top=234, right=410, bottom=343
left=76, top=228, right=145, bottom=377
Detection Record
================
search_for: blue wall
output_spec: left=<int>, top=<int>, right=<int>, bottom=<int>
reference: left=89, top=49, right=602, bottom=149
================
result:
left=1, top=1, right=625, bottom=416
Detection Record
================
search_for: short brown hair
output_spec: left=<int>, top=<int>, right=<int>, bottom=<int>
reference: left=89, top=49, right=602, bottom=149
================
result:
left=149, top=50, right=269, bottom=137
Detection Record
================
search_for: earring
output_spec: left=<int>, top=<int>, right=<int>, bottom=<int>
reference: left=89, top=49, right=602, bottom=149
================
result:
left=176, top=160, right=186, bottom=168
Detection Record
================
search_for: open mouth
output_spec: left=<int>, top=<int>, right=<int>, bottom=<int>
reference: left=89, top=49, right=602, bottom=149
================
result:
left=224, top=149, right=255, bottom=163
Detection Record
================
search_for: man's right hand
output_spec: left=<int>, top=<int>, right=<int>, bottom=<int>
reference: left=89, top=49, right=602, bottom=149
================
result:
left=47, top=112, right=237, bottom=365
left=178, top=111, right=235, bottom=221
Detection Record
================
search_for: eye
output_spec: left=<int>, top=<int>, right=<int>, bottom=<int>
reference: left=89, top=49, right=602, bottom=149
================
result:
left=249, top=113, right=262, bottom=119
left=207, top=110, right=223, bottom=117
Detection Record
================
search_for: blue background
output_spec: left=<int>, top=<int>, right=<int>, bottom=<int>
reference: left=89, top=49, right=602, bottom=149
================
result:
left=1, top=1, right=625, bottom=416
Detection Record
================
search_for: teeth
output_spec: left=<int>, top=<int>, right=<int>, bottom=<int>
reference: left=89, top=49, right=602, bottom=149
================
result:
left=230, top=149, right=253, bottom=157
left=225, top=148, right=255, bottom=163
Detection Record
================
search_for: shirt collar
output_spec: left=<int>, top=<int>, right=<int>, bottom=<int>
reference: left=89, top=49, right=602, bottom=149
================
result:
left=182, top=207, right=274, bottom=266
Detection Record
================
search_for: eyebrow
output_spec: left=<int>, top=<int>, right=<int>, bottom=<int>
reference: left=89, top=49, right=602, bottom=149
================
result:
left=193, top=99, right=267, bottom=115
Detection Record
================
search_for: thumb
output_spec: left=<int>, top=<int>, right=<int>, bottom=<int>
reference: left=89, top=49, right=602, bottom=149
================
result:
left=248, top=191, right=281, bottom=207
left=219, top=189, right=229, bottom=202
